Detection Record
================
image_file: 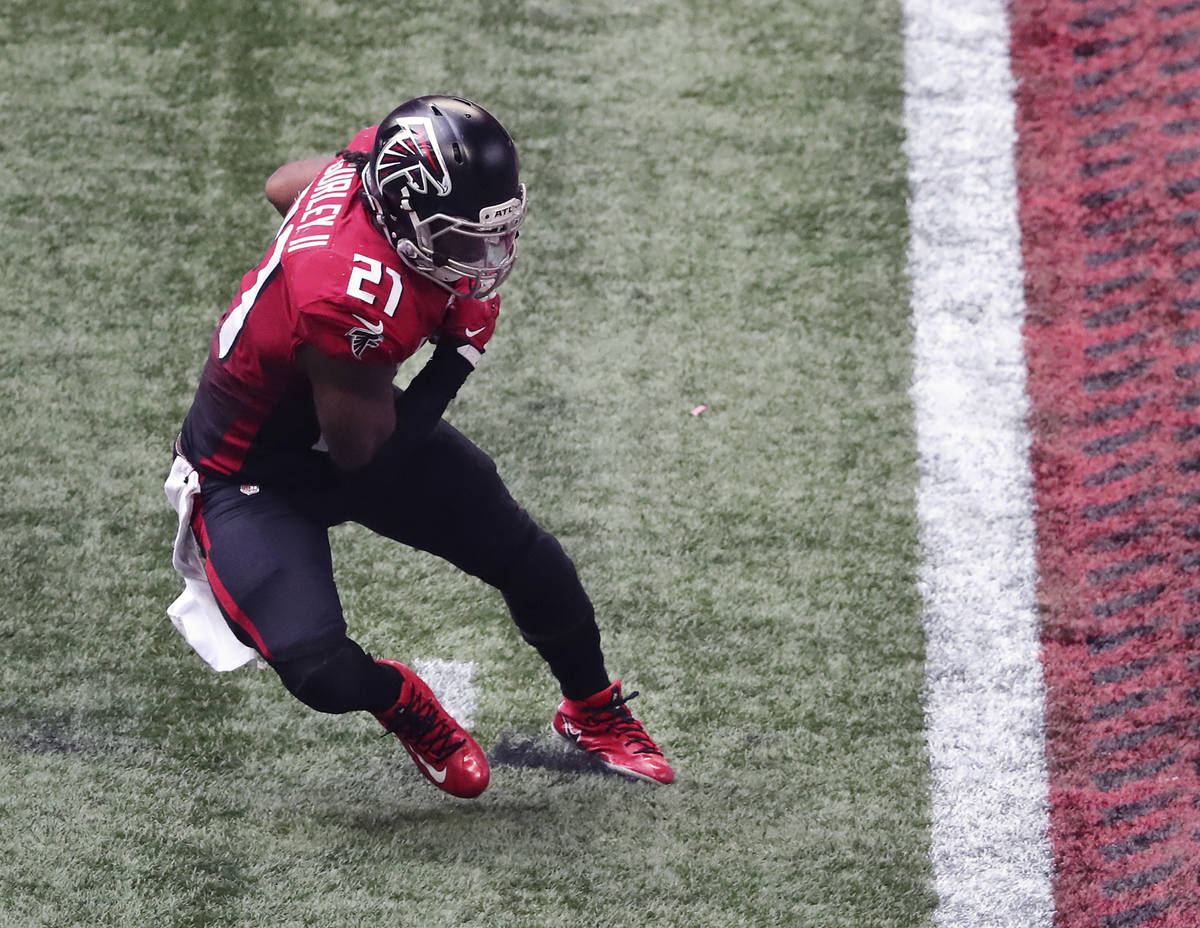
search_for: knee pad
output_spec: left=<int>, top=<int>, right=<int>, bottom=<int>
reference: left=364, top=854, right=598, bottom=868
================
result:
left=270, top=637, right=395, bottom=715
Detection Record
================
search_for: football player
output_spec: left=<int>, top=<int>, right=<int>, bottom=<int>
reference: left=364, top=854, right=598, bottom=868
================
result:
left=166, top=95, right=674, bottom=796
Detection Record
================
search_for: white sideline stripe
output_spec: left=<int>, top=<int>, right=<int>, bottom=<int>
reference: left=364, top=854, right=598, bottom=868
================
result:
left=902, top=3, right=1054, bottom=927
left=412, top=658, right=480, bottom=730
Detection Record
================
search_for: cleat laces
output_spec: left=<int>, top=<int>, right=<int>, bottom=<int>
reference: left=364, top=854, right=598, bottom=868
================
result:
left=588, top=690, right=663, bottom=757
left=380, top=688, right=466, bottom=764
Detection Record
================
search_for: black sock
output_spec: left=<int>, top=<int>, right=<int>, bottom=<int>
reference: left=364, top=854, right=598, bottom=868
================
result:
left=270, top=639, right=402, bottom=714
left=526, top=622, right=610, bottom=701
left=365, top=659, right=404, bottom=713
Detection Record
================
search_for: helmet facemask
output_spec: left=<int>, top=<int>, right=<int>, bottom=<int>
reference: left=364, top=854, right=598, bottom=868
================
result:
left=360, top=103, right=526, bottom=300
left=399, top=186, right=526, bottom=299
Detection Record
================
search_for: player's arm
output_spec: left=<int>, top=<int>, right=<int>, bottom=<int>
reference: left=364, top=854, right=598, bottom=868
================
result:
left=298, top=346, right=398, bottom=471
left=388, top=340, right=478, bottom=450
left=265, top=157, right=332, bottom=215
left=382, top=295, right=500, bottom=453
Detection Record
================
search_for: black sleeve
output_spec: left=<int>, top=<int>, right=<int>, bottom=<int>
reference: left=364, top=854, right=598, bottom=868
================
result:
left=387, top=339, right=476, bottom=451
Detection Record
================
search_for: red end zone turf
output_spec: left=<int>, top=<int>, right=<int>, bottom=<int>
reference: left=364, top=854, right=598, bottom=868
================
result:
left=1013, top=2, right=1200, bottom=925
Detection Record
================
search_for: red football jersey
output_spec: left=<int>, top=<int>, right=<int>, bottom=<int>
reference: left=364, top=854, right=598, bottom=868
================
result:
left=179, top=127, right=496, bottom=482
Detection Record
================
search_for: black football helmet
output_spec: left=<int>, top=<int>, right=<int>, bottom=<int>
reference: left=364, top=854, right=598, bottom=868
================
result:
left=361, top=95, right=526, bottom=298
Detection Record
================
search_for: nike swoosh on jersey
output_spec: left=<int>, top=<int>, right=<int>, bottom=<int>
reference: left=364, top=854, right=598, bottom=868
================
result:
left=351, top=314, right=384, bottom=335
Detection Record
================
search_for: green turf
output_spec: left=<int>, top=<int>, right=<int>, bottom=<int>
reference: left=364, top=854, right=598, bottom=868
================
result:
left=0, top=1, right=933, bottom=925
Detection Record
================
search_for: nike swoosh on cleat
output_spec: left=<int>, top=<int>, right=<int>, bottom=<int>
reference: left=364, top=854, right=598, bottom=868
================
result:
left=464, top=325, right=486, bottom=338
left=411, top=751, right=448, bottom=783
left=561, top=719, right=583, bottom=742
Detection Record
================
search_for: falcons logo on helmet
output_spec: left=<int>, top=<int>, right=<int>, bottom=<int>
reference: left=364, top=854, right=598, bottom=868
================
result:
left=375, top=117, right=452, bottom=197
left=346, top=315, right=385, bottom=359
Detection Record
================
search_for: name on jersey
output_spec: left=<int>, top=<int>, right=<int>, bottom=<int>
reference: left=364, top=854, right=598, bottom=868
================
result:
left=286, top=160, right=360, bottom=253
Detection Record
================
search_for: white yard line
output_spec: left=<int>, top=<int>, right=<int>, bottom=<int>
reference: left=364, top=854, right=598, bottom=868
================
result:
left=413, top=657, right=480, bottom=729
left=902, top=3, right=1054, bottom=926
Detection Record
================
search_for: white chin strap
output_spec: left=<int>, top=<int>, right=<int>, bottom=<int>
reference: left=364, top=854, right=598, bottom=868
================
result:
left=430, top=267, right=464, bottom=284
left=396, top=240, right=467, bottom=291
left=397, top=240, right=453, bottom=277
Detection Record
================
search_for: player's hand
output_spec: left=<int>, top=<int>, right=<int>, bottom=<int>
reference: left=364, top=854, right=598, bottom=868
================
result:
left=440, top=294, right=500, bottom=351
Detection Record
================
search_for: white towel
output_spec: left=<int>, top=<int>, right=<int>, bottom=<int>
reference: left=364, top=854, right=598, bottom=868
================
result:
left=163, top=454, right=257, bottom=671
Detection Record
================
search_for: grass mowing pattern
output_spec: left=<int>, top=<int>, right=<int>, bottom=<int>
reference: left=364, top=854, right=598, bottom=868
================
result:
left=1012, top=3, right=1200, bottom=925
left=0, top=2, right=932, bottom=925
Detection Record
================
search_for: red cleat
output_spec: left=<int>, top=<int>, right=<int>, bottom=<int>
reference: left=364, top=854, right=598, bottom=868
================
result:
left=373, top=659, right=490, bottom=799
left=552, top=681, right=675, bottom=785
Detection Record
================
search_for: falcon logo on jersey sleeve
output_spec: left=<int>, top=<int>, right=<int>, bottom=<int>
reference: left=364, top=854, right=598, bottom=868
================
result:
left=375, top=117, right=452, bottom=197
left=346, top=314, right=385, bottom=359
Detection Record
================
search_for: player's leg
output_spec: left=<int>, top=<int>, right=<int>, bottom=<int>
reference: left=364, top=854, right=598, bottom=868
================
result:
left=351, top=420, right=674, bottom=784
left=350, top=419, right=609, bottom=699
left=196, top=476, right=489, bottom=797
left=194, top=477, right=397, bottom=712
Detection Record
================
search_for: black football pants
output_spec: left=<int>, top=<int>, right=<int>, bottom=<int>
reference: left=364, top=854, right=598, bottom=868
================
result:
left=191, top=417, right=609, bottom=711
